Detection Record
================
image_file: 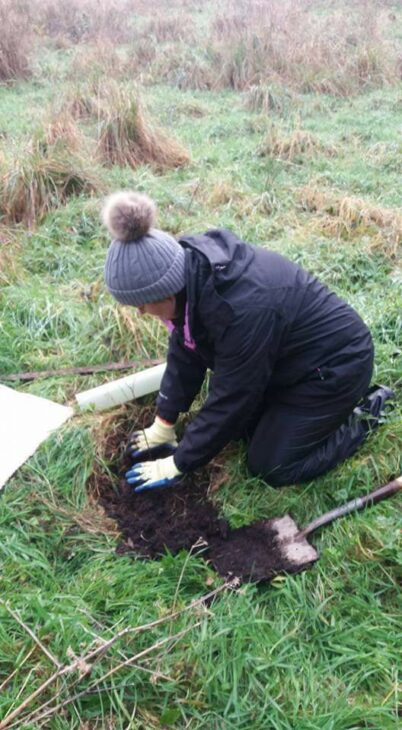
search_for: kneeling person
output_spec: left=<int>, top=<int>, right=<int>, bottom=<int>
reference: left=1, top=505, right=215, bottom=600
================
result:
left=102, top=191, right=394, bottom=492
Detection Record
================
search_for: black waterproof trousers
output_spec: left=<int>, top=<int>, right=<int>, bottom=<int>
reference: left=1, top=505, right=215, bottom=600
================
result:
left=247, top=346, right=374, bottom=487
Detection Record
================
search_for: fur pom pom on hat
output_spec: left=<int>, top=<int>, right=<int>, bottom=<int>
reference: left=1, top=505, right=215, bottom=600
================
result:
left=102, top=191, right=156, bottom=242
left=102, top=190, right=185, bottom=307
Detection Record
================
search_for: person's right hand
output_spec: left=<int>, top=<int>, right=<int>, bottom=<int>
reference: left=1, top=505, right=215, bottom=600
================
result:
left=129, top=415, right=177, bottom=458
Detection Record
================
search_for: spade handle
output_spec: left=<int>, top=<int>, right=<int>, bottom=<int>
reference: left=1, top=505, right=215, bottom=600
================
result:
left=299, top=476, right=402, bottom=538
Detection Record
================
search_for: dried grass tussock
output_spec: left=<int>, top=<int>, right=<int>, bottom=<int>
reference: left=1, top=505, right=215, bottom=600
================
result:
left=38, top=0, right=136, bottom=44
left=210, top=0, right=401, bottom=94
left=146, top=46, right=217, bottom=91
left=131, top=0, right=400, bottom=95
left=96, top=84, right=190, bottom=170
left=0, top=140, right=101, bottom=226
left=300, top=186, right=402, bottom=254
left=41, top=112, right=84, bottom=154
left=0, top=0, right=31, bottom=82
left=207, top=181, right=248, bottom=209
left=58, top=83, right=100, bottom=120
left=70, top=41, right=126, bottom=82
left=144, top=14, right=194, bottom=43
left=203, top=182, right=273, bottom=222
left=113, top=305, right=168, bottom=360
left=259, top=125, right=336, bottom=161
left=244, top=84, right=294, bottom=115
left=127, top=36, right=158, bottom=74
left=0, top=228, right=20, bottom=285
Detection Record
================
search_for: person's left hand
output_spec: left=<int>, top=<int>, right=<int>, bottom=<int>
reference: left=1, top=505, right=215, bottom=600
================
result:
left=125, top=455, right=182, bottom=493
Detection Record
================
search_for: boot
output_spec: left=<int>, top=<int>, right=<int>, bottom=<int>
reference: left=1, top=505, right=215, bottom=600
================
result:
left=353, top=384, right=395, bottom=431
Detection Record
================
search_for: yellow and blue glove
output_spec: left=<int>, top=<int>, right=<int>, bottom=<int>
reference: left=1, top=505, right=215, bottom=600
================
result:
left=129, top=416, right=177, bottom=459
left=126, top=454, right=183, bottom=493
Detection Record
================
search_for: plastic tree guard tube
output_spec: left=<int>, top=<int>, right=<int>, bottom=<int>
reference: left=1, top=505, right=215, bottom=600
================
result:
left=75, top=362, right=166, bottom=412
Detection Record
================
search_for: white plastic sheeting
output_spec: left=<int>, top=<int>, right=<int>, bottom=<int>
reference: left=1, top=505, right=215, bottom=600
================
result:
left=0, top=385, right=73, bottom=491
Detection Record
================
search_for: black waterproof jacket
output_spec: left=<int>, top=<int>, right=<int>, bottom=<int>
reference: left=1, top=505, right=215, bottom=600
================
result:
left=156, top=229, right=373, bottom=473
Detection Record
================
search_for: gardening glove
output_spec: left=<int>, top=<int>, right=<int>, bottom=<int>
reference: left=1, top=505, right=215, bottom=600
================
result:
left=125, top=455, right=182, bottom=493
left=129, top=416, right=177, bottom=458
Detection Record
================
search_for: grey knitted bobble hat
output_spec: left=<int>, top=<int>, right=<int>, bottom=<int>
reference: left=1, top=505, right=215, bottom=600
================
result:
left=103, top=191, right=185, bottom=306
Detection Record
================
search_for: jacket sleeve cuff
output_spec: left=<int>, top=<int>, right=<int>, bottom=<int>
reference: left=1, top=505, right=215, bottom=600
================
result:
left=172, top=448, right=191, bottom=474
left=156, top=405, right=180, bottom=424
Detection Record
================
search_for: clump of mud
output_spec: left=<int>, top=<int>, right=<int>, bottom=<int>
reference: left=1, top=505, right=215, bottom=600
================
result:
left=88, top=413, right=310, bottom=583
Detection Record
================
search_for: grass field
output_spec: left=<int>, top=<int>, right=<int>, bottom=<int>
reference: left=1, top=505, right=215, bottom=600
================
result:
left=0, top=1, right=401, bottom=728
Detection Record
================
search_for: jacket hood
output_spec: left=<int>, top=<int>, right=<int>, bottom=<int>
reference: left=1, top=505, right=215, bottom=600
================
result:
left=177, top=228, right=256, bottom=341
left=179, top=228, right=254, bottom=284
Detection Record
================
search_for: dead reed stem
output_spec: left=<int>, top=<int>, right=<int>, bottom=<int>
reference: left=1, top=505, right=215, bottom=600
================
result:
left=0, top=581, right=235, bottom=730
left=15, top=624, right=201, bottom=729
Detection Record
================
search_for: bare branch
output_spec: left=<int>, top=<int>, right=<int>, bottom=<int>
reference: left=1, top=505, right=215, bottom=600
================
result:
left=1, top=358, right=162, bottom=382
left=12, top=624, right=200, bottom=729
left=0, top=581, right=234, bottom=730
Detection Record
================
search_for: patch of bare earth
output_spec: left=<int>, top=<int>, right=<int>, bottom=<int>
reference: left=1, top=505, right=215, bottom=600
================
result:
left=87, top=411, right=309, bottom=583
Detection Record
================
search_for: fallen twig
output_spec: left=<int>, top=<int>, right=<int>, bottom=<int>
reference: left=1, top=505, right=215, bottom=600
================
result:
left=14, top=673, right=171, bottom=730
left=1, top=359, right=162, bottom=382
left=0, top=664, right=67, bottom=729
left=0, top=581, right=234, bottom=730
left=10, top=625, right=200, bottom=729
left=78, top=580, right=232, bottom=666
left=95, top=623, right=200, bottom=687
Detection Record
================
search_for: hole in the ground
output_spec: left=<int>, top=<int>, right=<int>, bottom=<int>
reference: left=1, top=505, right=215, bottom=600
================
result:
left=87, top=410, right=313, bottom=583
left=87, top=412, right=230, bottom=558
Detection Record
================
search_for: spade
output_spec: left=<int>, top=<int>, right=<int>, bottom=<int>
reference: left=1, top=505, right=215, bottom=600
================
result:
left=208, top=475, right=402, bottom=583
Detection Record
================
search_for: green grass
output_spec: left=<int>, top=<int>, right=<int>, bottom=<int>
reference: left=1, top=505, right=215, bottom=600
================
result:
left=0, top=3, right=401, bottom=727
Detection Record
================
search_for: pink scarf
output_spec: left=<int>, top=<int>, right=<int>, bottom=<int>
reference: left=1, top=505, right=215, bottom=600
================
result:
left=163, top=302, right=196, bottom=350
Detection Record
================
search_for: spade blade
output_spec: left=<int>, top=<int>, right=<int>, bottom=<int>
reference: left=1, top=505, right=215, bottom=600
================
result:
left=208, top=515, right=319, bottom=584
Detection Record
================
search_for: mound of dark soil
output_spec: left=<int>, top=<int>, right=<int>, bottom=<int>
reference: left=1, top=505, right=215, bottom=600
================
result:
left=96, top=472, right=310, bottom=584
left=208, top=522, right=309, bottom=583
left=90, top=420, right=310, bottom=583
left=99, top=472, right=229, bottom=559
